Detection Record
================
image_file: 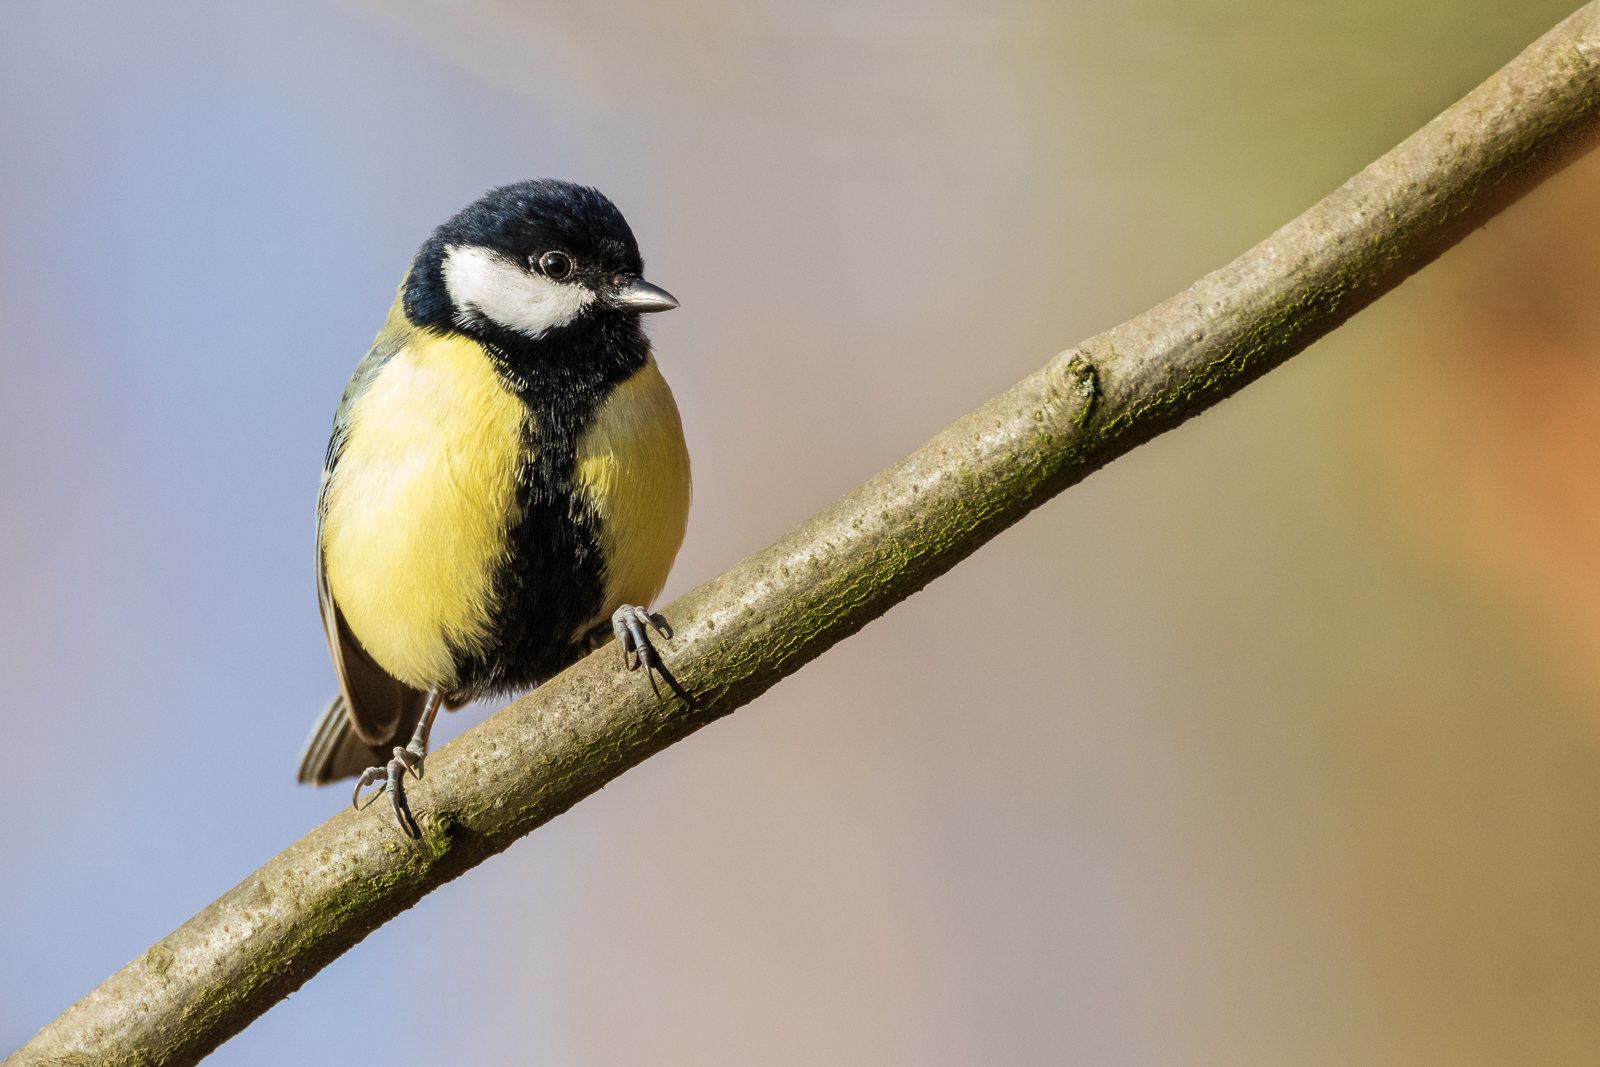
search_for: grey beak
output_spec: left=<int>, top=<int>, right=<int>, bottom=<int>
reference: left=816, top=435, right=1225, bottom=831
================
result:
left=608, top=277, right=680, bottom=313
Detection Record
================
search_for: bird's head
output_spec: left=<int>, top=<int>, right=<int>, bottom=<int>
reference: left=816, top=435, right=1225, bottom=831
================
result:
left=403, top=179, right=677, bottom=343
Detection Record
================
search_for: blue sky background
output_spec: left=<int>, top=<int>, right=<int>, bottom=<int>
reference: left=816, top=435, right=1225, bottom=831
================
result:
left=6, top=1, right=1600, bottom=1063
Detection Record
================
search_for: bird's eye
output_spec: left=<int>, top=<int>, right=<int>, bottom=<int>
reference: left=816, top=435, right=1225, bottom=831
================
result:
left=537, top=251, right=573, bottom=279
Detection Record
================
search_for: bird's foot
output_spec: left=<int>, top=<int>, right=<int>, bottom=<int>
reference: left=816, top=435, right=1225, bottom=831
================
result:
left=612, top=604, right=683, bottom=699
left=351, top=695, right=442, bottom=839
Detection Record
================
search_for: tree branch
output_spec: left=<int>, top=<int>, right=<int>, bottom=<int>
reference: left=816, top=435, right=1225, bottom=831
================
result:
left=14, top=4, right=1600, bottom=1064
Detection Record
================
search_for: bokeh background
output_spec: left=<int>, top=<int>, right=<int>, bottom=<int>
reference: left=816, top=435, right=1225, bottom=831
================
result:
left=6, top=0, right=1600, bottom=1062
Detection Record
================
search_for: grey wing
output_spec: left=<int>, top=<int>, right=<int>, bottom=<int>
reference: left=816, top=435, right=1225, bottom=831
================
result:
left=315, top=458, right=429, bottom=750
left=299, top=306, right=430, bottom=783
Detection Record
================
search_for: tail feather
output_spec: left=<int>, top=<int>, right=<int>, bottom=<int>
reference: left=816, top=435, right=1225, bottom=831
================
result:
left=296, top=694, right=419, bottom=786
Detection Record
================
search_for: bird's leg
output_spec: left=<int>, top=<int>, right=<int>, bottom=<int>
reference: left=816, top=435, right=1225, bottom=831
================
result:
left=612, top=604, right=674, bottom=698
left=396, top=690, right=443, bottom=780
left=350, top=689, right=443, bottom=839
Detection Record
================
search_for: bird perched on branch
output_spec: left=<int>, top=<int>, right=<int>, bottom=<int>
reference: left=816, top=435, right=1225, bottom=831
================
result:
left=296, top=180, right=692, bottom=837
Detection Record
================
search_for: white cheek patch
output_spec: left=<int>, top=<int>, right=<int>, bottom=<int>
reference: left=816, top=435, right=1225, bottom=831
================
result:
left=441, top=244, right=594, bottom=339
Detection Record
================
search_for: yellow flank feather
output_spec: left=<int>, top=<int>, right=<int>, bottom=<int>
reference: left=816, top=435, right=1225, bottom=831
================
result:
left=574, top=354, right=692, bottom=635
left=321, top=330, right=528, bottom=690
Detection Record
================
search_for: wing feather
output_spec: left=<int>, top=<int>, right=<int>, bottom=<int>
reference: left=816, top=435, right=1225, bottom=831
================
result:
left=314, top=292, right=431, bottom=752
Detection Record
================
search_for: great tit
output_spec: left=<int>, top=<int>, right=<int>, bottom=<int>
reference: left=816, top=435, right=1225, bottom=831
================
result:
left=295, top=180, right=691, bottom=837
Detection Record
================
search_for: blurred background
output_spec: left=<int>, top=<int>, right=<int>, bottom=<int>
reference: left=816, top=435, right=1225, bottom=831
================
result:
left=4, top=0, right=1600, bottom=1062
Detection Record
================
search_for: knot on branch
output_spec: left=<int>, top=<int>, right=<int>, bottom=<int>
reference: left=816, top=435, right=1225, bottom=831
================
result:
left=1046, top=349, right=1100, bottom=430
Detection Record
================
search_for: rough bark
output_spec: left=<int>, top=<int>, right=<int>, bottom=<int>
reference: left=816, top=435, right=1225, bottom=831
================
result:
left=12, top=3, right=1600, bottom=1063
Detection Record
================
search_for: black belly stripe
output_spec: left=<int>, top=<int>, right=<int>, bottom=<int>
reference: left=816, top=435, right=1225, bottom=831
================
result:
left=444, top=312, right=650, bottom=699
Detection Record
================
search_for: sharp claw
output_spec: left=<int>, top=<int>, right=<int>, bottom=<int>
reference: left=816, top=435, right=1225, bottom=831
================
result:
left=347, top=690, right=439, bottom=837
left=610, top=605, right=682, bottom=701
left=388, top=759, right=420, bottom=839
left=352, top=767, right=384, bottom=809
left=398, top=799, right=420, bottom=838
left=627, top=616, right=664, bottom=696
left=391, top=790, right=419, bottom=839
left=396, top=746, right=423, bottom=781
left=632, top=634, right=659, bottom=677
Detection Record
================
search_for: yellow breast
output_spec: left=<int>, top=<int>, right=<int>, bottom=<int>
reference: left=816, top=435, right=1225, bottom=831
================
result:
left=574, top=354, right=692, bottom=636
left=321, top=330, right=528, bottom=690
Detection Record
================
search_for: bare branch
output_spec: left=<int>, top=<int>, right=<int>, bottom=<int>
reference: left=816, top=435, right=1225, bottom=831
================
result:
left=12, top=4, right=1600, bottom=1064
